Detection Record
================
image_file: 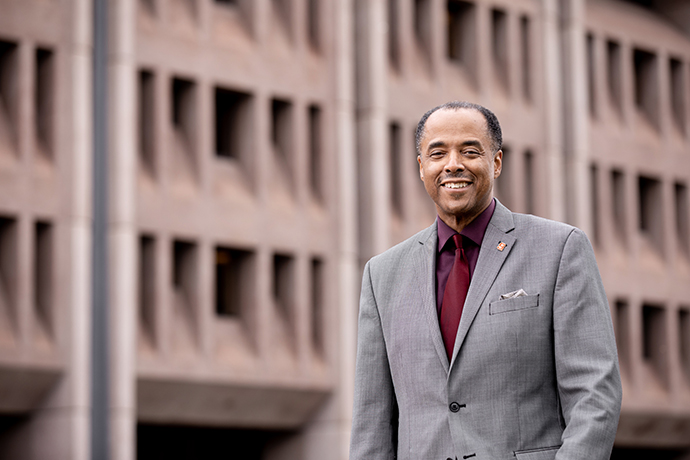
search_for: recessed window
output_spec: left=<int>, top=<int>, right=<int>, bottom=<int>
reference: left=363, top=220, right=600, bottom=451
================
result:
left=271, top=98, right=294, bottom=187
left=215, top=247, right=253, bottom=318
left=173, top=240, right=198, bottom=335
left=642, top=304, right=668, bottom=386
left=675, top=182, right=688, bottom=253
left=680, top=307, right=690, bottom=383
left=615, top=300, right=629, bottom=372
left=389, top=121, right=403, bottom=217
left=215, top=87, right=253, bottom=162
left=633, top=48, right=659, bottom=125
left=308, top=104, right=323, bottom=200
left=607, top=40, right=622, bottom=114
left=524, top=150, right=535, bottom=214
left=670, top=58, right=685, bottom=133
left=520, top=15, right=531, bottom=101
left=590, top=164, right=600, bottom=245
left=271, top=0, right=293, bottom=38
left=587, top=33, right=597, bottom=118
left=139, top=235, right=156, bottom=344
left=447, top=1, right=475, bottom=72
left=272, top=254, right=295, bottom=330
left=611, top=169, right=626, bottom=240
left=388, top=0, right=400, bottom=69
left=35, top=48, right=54, bottom=159
left=491, top=8, right=509, bottom=90
left=0, top=40, right=19, bottom=155
left=307, top=0, right=319, bottom=50
left=494, top=145, right=511, bottom=208
left=638, top=176, right=663, bottom=247
left=138, top=70, right=155, bottom=176
left=311, top=257, right=324, bottom=354
left=414, top=0, right=431, bottom=52
left=0, top=217, right=17, bottom=336
left=171, top=77, right=197, bottom=174
left=34, top=221, right=53, bottom=337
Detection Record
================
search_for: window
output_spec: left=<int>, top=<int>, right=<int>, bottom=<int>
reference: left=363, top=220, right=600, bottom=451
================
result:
left=273, top=254, right=295, bottom=335
left=171, top=77, right=197, bottom=176
left=308, top=104, right=323, bottom=200
left=680, top=307, right=690, bottom=382
left=138, top=70, right=155, bottom=176
left=520, top=15, right=531, bottom=101
left=590, top=164, right=600, bottom=245
left=615, top=300, right=629, bottom=372
left=611, top=169, right=626, bottom=240
left=215, top=247, right=253, bottom=318
left=0, top=217, right=17, bottom=337
left=307, top=0, right=319, bottom=50
left=587, top=34, right=597, bottom=118
left=388, top=0, right=400, bottom=69
left=607, top=40, right=622, bottom=113
left=311, top=258, right=324, bottom=354
left=447, top=1, right=476, bottom=73
left=633, top=48, right=659, bottom=125
left=414, top=0, right=431, bottom=52
left=139, top=235, right=156, bottom=344
left=34, top=222, right=53, bottom=337
left=642, top=304, right=668, bottom=386
left=389, top=121, right=403, bottom=217
left=271, top=0, right=292, bottom=38
left=173, top=240, right=198, bottom=338
left=524, top=150, right=535, bottom=214
left=494, top=145, right=511, bottom=209
left=491, top=8, right=509, bottom=90
left=271, top=99, right=294, bottom=187
left=35, top=48, right=54, bottom=158
left=0, top=40, right=18, bottom=155
left=638, top=176, right=663, bottom=248
left=215, top=87, right=252, bottom=162
left=670, top=58, right=685, bottom=133
left=675, top=182, right=688, bottom=253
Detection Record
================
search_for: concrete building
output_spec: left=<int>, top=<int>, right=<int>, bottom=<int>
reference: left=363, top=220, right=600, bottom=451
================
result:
left=0, top=0, right=688, bottom=458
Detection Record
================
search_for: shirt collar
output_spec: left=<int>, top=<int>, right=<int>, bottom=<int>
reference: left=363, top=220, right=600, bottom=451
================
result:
left=437, top=198, right=496, bottom=252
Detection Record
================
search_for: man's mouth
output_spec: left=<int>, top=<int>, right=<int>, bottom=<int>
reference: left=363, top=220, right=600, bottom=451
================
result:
left=442, top=181, right=471, bottom=189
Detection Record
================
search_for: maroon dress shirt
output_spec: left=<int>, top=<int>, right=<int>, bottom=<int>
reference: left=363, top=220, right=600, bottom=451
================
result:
left=435, top=198, right=496, bottom=314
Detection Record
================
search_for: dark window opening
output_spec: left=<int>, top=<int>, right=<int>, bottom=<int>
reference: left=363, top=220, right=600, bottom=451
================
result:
left=520, top=16, right=531, bottom=101
left=139, top=235, right=156, bottom=345
left=607, top=40, right=622, bottom=113
left=447, top=0, right=475, bottom=70
left=34, top=221, right=53, bottom=337
left=138, top=70, right=155, bottom=176
left=0, top=40, right=19, bottom=153
left=389, top=122, right=403, bottom=217
left=308, top=104, right=323, bottom=200
left=311, top=258, right=324, bottom=354
left=633, top=48, right=659, bottom=125
left=35, top=48, right=54, bottom=158
left=215, top=247, right=252, bottom=318
left=215, top=87, right=252, bottom=161
left=491, top=8, right=509, bottom=90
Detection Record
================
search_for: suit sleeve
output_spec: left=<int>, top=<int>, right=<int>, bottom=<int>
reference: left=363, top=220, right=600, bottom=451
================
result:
left=553, top=228, right=622, bottom=460
left=350, top=261, right=398, bottom=460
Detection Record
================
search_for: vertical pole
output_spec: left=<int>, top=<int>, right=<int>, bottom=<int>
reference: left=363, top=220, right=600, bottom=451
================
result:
left=91, top=0, right=110, bottom=458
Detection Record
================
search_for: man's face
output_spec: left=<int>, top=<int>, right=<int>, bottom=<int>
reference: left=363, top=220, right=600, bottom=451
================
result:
left=417, top=108, right=502, bottom=229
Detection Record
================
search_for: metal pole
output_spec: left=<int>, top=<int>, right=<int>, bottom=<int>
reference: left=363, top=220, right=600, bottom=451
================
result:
left=92, top=0, right=109, bottom=458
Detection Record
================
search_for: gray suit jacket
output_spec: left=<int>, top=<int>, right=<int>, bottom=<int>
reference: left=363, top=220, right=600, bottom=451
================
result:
left=350, top=201, right=622, bottom=460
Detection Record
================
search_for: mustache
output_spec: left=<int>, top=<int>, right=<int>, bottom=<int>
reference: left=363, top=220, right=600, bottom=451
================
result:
left=438, top=172, right=473, bottom=184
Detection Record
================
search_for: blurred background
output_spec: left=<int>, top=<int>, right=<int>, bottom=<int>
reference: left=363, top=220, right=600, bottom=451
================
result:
left=0, top=0, right=689, bottom=458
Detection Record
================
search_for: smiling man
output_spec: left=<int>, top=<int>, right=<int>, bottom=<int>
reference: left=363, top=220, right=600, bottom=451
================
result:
left=350, top=101, right=622, bottom=460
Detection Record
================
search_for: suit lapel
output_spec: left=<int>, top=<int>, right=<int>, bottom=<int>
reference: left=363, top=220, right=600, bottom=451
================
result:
left=412, top=223, right=449, bottom=373
left=449, top=201, right=516, bottom=369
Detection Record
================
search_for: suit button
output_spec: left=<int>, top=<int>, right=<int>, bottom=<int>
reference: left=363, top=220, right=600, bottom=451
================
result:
left=449, top=402, right=461, bottom=412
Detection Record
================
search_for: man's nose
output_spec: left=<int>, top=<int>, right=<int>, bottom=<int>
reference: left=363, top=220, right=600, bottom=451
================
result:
left=444, top=151, right=465, bottom=172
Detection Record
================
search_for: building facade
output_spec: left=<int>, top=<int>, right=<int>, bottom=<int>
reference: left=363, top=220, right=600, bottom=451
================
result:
left=0, top=0, right=689, bottom=458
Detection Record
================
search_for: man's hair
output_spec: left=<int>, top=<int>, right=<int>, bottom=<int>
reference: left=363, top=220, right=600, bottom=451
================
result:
left=415, top=101, right=503, bottom=155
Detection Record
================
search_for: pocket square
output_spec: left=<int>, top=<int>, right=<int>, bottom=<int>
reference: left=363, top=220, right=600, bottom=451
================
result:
left=500, top=289, right=528, bottom=300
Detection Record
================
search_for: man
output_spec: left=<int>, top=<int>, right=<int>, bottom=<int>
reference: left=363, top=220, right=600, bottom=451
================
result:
left=350, top=101, right=621, bottom=460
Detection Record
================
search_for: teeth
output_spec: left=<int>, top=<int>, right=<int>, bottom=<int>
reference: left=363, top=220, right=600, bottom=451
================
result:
left=444, top=182, right=469, bottom=189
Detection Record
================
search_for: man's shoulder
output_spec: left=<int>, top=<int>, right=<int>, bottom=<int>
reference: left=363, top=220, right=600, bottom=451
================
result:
left=367, top=223, right=435, bottom=268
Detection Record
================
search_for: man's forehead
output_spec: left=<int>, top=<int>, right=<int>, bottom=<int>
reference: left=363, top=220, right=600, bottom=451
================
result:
left=423, top=108, right=488, bottom=141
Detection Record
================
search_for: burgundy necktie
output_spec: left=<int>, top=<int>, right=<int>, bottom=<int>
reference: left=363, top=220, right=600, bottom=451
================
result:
left=440, top=234, right=470, bottom=360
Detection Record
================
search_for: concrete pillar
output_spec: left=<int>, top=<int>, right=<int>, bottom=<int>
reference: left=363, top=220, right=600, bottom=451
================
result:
left=541, top=0, right=566, bottom=223
left=108, top=0, right=137, bottom=459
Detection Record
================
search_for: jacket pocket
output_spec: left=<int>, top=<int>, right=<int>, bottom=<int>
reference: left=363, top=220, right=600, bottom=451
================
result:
left=489, top=294, right=539, bottom=315
left=514, top=445, right=560, bottom=460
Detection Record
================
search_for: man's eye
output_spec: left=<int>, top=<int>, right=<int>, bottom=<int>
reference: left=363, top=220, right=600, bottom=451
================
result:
left=430, top=151, right=444, bottom=157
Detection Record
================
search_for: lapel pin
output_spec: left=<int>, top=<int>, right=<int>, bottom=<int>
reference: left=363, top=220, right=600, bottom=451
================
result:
left=497, top=242, right=507, bottom=252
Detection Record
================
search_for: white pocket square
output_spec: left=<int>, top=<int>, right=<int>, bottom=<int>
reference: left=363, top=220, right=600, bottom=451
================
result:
left=500, top=289, right=528, bottom=300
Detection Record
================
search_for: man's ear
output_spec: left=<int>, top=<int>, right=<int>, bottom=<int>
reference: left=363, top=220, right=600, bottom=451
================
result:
left=418, top=155, right=424, bottom=180
left=493, top=150, right=503, bottom=179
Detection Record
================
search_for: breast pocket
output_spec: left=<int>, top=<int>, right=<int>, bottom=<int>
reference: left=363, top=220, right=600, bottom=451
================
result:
left=514, top=445, right=560, bottom=460
left=489, top=293, right=539, bottom=315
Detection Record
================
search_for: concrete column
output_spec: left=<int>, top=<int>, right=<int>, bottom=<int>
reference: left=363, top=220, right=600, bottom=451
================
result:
left=108, top=0, right=137, bottom=459
left=541, top=0, right=565, bottom=223
left=561, top=0, right=591, bottom=233
left=335, top=0, right=357, bottom=457
left=355, top=0, right=389, bottom=261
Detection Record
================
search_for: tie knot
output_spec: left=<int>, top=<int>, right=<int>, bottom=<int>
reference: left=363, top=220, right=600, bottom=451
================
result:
left=452, top=233, right=463, bottom=251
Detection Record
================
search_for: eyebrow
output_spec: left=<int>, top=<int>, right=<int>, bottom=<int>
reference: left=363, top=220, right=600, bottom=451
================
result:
left=426, top=139, right=483, bottom=151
